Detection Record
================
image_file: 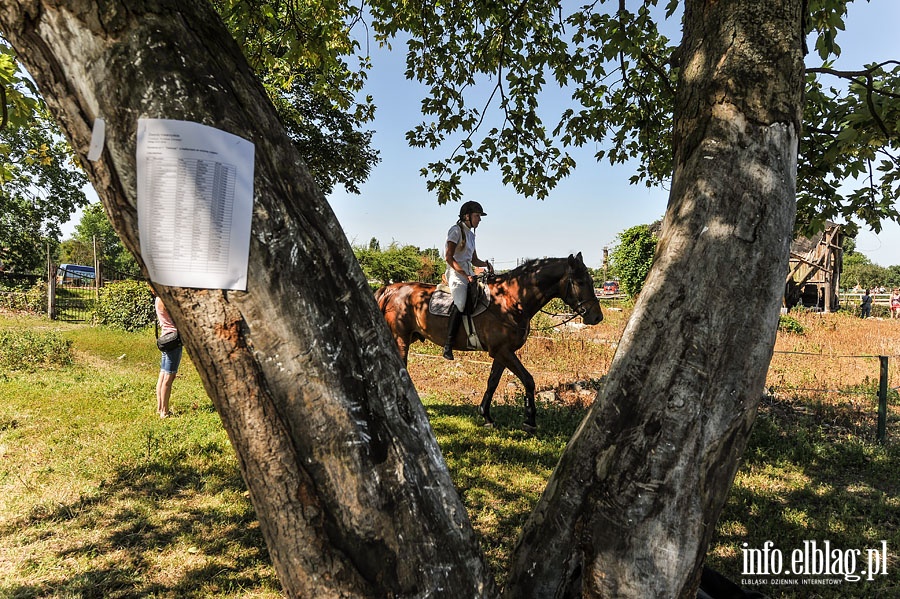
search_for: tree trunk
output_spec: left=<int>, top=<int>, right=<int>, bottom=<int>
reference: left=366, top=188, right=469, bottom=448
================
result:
left=0, top=2, right=495, bottom=597
left=506, top=1, right=805, bottom=597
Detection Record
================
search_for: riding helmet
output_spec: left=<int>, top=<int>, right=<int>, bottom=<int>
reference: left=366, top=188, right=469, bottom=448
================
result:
left=459, top=200, right=487, bottom=217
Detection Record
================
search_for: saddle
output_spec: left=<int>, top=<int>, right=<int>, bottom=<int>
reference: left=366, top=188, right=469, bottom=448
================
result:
left=428, top=283, right=490, bottom=316
left=428, top=283, right=491, bottom=351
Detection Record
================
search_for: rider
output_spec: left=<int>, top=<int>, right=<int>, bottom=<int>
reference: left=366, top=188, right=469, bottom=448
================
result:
left=443, top=200, right=494, bottom=360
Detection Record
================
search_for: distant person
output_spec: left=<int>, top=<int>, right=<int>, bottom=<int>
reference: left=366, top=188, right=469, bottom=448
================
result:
left=891, top=289, right=900, bottom=319
left=154, top=294, right=182, bottom=418
left=443, top=200, right=493, bottom=360
left=860, top=288, right=873, bottom=319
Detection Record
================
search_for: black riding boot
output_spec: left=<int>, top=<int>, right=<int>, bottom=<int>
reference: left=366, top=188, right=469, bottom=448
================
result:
left=443, top=304, right=463, bottom=360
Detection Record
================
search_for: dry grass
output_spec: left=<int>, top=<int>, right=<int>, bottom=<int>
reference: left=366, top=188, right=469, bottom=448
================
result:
left=408, top=307, right=900, bottom=439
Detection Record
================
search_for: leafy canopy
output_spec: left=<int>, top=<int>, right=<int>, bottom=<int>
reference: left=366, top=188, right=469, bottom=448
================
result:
left=0, top=108, right=88, bottom=272
left=0, top=0, right=381, bottom=272
left=2, top=0, right=898, bottom=252
left=364, top=0, right=898, bottom=237
left=354, top=240, right=443, bottom=285
left=59, top=202, right=141, bottom=278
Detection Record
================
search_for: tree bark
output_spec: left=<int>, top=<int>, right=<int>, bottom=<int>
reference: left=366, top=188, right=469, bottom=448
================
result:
left=0, top=2, right=495, bottom=597
left=506, top=1, right=805, bottom=597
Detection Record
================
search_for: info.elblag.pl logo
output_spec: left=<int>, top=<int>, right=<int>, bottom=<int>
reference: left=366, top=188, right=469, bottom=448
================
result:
left=740, top=540, right=890, bottom=586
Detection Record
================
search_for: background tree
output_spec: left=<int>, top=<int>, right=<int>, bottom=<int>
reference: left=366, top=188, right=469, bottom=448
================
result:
left=842, top=251, right=886, bottom=289
left=609, top=223, right=659, bottom=298
left=56, top=238, right=92, bottom=266
left=67, top=202, right=140, bottom=277
left=0, top=108, right=88, bottom=272
left=354, top=241, right=443, bottom=285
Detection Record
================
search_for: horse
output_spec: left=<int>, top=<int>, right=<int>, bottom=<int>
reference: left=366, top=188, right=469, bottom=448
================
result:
left=375, top=252, right=603, bottom=431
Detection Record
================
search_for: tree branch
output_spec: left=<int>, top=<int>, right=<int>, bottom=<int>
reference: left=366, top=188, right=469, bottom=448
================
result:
left=0, top=84, right=7, bottom=130
left=807, top=61, right=900, bottom=101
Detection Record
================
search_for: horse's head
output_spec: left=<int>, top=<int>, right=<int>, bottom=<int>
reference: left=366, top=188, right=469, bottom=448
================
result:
left=565, top=252, right=603, bottom=325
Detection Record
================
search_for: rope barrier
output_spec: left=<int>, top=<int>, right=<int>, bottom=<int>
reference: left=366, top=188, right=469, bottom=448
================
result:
left=408, top=345, right=894, bottom=442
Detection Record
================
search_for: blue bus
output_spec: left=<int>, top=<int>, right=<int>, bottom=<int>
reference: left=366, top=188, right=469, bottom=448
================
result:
left=56, top=264, right=96, bottom=286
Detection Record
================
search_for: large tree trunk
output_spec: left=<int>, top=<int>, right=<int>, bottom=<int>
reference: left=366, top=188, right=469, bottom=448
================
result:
left=506, top=1, right=805, bottom=597
left=0, top=2, right=495, bottom=597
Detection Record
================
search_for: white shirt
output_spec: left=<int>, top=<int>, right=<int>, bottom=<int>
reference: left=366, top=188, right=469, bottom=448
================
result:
left=445, top=222, right=477, bottom=275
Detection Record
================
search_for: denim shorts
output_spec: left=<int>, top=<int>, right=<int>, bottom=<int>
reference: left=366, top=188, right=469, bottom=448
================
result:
left=160, top=345, right=183, bottom=374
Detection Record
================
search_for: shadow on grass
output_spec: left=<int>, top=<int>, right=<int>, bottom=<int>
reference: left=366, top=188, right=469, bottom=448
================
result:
left=707, top=397, right=900, bottom=598
left=0, top=447, right=279, bottom=598
left=425, top=393, right=900, bottom=596
left=422, top=397, right=590, bottom=586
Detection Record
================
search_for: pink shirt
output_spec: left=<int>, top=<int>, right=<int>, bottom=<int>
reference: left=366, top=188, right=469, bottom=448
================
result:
left=155, top=297, right=177, bottom=335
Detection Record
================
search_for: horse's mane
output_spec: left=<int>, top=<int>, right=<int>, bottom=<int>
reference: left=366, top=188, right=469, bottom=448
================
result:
left=495, top=256, right=569, bottom=282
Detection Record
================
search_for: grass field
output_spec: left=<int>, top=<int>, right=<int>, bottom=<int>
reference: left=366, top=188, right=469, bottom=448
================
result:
left=1, top=308, right=898, bottom=597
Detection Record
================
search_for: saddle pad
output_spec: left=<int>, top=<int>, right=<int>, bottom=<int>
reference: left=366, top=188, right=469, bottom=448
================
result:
left=428, top=285, right=491, bottom=317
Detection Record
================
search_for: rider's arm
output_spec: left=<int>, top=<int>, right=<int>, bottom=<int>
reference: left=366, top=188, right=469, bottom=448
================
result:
left=471, top=251, right=494, bottom=274
left=445, top=241, right=470, bottom=278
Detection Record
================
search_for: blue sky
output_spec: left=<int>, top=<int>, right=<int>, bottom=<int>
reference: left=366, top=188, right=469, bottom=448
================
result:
left=327, top=0, right=900, bottom=269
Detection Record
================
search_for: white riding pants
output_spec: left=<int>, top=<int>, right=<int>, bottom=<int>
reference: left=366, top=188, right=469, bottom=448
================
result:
left=446, top=268, right=471, bottom=312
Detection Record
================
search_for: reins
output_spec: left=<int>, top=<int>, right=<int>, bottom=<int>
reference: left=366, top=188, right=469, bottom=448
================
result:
left=536, top=270, right=593, bottom=329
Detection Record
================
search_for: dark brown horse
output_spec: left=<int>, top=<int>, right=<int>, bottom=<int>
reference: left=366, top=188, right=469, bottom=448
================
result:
left=375, top=252, right=603, bottom=431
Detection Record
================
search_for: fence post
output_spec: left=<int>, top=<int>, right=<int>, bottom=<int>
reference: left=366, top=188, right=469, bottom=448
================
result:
left=878, top=356, right=888, bottom=443
left=93, top=235, right=101, bottom=299
left=46, top=246, right=56, bottom=320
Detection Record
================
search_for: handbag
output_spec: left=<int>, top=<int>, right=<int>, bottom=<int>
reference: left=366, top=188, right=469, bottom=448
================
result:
left=156, top=330, right=182, bottom=352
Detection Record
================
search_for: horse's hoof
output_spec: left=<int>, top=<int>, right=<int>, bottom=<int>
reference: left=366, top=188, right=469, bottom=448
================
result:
left=477, top=404, right=495, bottom=428
left=522, top=422, right=537, bottom=434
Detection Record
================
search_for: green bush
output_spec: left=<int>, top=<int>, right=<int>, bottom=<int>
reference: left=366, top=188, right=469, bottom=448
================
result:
left=0, top=281, right=47, bottom=314
left=609, top=224, right=658, bottom=298
left=0, top=328, right=73, bottom=370
left=94, top=279, right=154, bottom=331
left=778, top=314, right=805, bottom=334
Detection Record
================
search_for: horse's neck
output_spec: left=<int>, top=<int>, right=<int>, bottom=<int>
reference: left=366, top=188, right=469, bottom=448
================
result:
left=517, top=261, right=566, bottom=317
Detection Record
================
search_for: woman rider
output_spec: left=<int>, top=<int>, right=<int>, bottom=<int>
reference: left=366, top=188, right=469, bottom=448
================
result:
left=443, top=200, right=494, bottom=360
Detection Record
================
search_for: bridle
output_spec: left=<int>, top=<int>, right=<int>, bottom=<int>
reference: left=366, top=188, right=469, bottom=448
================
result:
left=538, top=268, right=597, bottom=324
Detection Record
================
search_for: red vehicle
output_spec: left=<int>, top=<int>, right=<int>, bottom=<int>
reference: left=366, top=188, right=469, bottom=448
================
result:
left=601, top=280, right=619, bottom=295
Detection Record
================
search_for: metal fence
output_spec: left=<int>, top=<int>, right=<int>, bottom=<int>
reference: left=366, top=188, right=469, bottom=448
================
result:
left=52, top=270, right=98, bottom=322
left=0, top=262, right=143, bottom=323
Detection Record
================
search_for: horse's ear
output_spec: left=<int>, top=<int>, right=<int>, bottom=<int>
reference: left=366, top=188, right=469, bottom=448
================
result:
left=568, top=252, right=583, bottom=267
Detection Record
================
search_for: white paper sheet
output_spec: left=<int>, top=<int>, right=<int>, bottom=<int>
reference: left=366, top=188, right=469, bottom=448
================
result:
left=137, top=119, right=255, bottom=290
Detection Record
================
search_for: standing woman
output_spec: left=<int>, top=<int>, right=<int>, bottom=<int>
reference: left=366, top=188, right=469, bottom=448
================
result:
left=860, top=288, right=873, bottom=319
left=154, top=293, right=182, bottom=418
left=443, top=200, right=493, bottom=360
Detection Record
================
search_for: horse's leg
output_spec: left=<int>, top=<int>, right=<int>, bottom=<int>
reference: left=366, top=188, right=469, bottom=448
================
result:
left=495, top=349, right=537, bottom=432
left=396, top=337, right=411, bottom=366
left=479, top=359, right=506, bottom=427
